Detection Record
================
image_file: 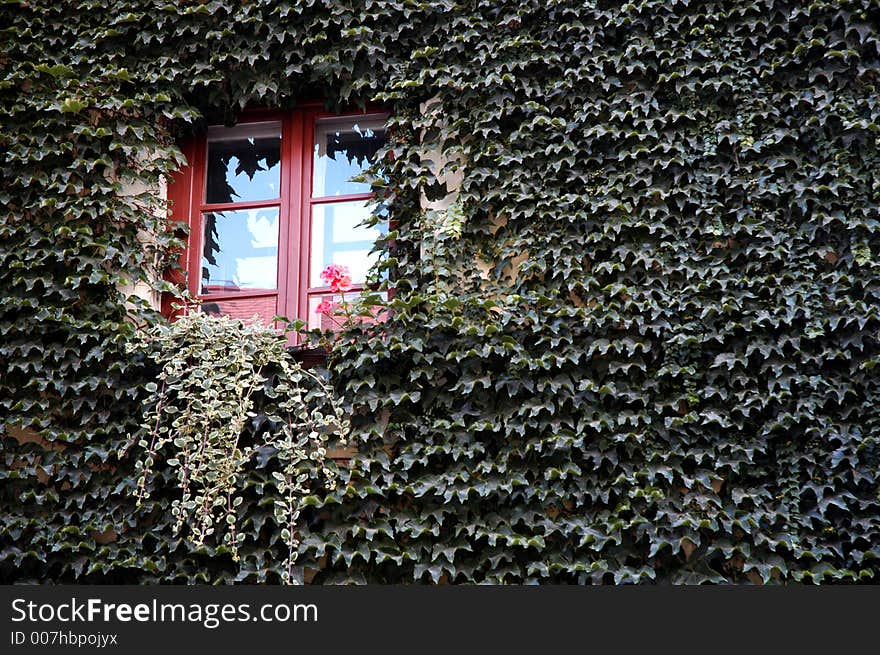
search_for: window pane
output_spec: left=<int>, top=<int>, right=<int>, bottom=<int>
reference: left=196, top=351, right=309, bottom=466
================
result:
left=313, top=115, right=386, bottom=197
left=310, top=200, right=386, bottom=286
left=206, top=121, right=281, bottom=204
left=307, top=291, right=387, bottom=330
left=307, top=291, right=361, bottom=330
left=201, top=208, right=279, bottom=294
left=200, top=296, right=277, bottom=325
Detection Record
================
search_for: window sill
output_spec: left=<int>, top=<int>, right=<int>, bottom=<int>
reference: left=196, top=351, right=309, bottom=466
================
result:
left=289, top=344, right=328, bottom=369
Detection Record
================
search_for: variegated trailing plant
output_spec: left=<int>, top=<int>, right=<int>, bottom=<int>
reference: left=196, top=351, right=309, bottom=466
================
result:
left=125, top=310, right=347, bottom=584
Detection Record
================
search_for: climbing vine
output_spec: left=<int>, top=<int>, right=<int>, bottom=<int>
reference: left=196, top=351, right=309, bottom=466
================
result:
left=2, top=0, right=880, bottom=584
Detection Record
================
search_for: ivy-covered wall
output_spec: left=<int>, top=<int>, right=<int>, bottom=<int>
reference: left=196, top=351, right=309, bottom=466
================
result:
left=2, top=0, right=880, bottom=583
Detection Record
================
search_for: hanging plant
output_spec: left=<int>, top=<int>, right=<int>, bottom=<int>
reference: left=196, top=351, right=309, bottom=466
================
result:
left=125, top=310, right=348, bottom=584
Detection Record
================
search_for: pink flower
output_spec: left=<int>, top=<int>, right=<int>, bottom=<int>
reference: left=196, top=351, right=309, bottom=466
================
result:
left=333, top=274, right=352, bottom=293
left=315, top=299, right=336, bottom=315
left=319, top=264, right=353, bottom=293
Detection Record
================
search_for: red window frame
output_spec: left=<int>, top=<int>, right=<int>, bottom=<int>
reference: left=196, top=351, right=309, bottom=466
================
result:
left=165, top=104, right=388, bottom=339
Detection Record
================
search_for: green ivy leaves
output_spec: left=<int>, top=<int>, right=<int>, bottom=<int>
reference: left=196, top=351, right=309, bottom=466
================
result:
left=2, top=0, right=880, bottom=585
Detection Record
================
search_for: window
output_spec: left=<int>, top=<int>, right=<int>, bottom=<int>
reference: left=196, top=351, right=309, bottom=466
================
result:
left=167, top=107, right=388, bottom=334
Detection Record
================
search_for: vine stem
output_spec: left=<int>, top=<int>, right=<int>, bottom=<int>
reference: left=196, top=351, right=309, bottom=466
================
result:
left=135, top=378, right=166, bottom=504
left=287, top=471, right=296, bottom=584
left=228, top=491, right=239, bottom=562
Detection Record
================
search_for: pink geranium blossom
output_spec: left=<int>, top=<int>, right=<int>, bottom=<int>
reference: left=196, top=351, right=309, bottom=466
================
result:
left=319, top=264, right=353, bottom=292
left=315, top=299, right=336, bottom=315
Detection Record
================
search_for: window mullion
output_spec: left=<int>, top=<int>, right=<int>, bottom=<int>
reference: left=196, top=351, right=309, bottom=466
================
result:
left=187, top=133, right=209, bottom=299
left=298, top=109, right=317, bottom=337
left=279, top=110, right=307, bottom=342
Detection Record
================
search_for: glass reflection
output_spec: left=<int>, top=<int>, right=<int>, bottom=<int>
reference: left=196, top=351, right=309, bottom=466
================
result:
left=200, top=297, right=277, bottom=325
left=313, top=116, right=386, bottom=197
left=206, top=122, right=281, bottom=204
left=201, top=208, right=279, bottom=294
left=310, top=200, right=387, bottom=286
left=307, top=291, right=388, bottom=330
left=307, top=291, right=361, bottom=330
